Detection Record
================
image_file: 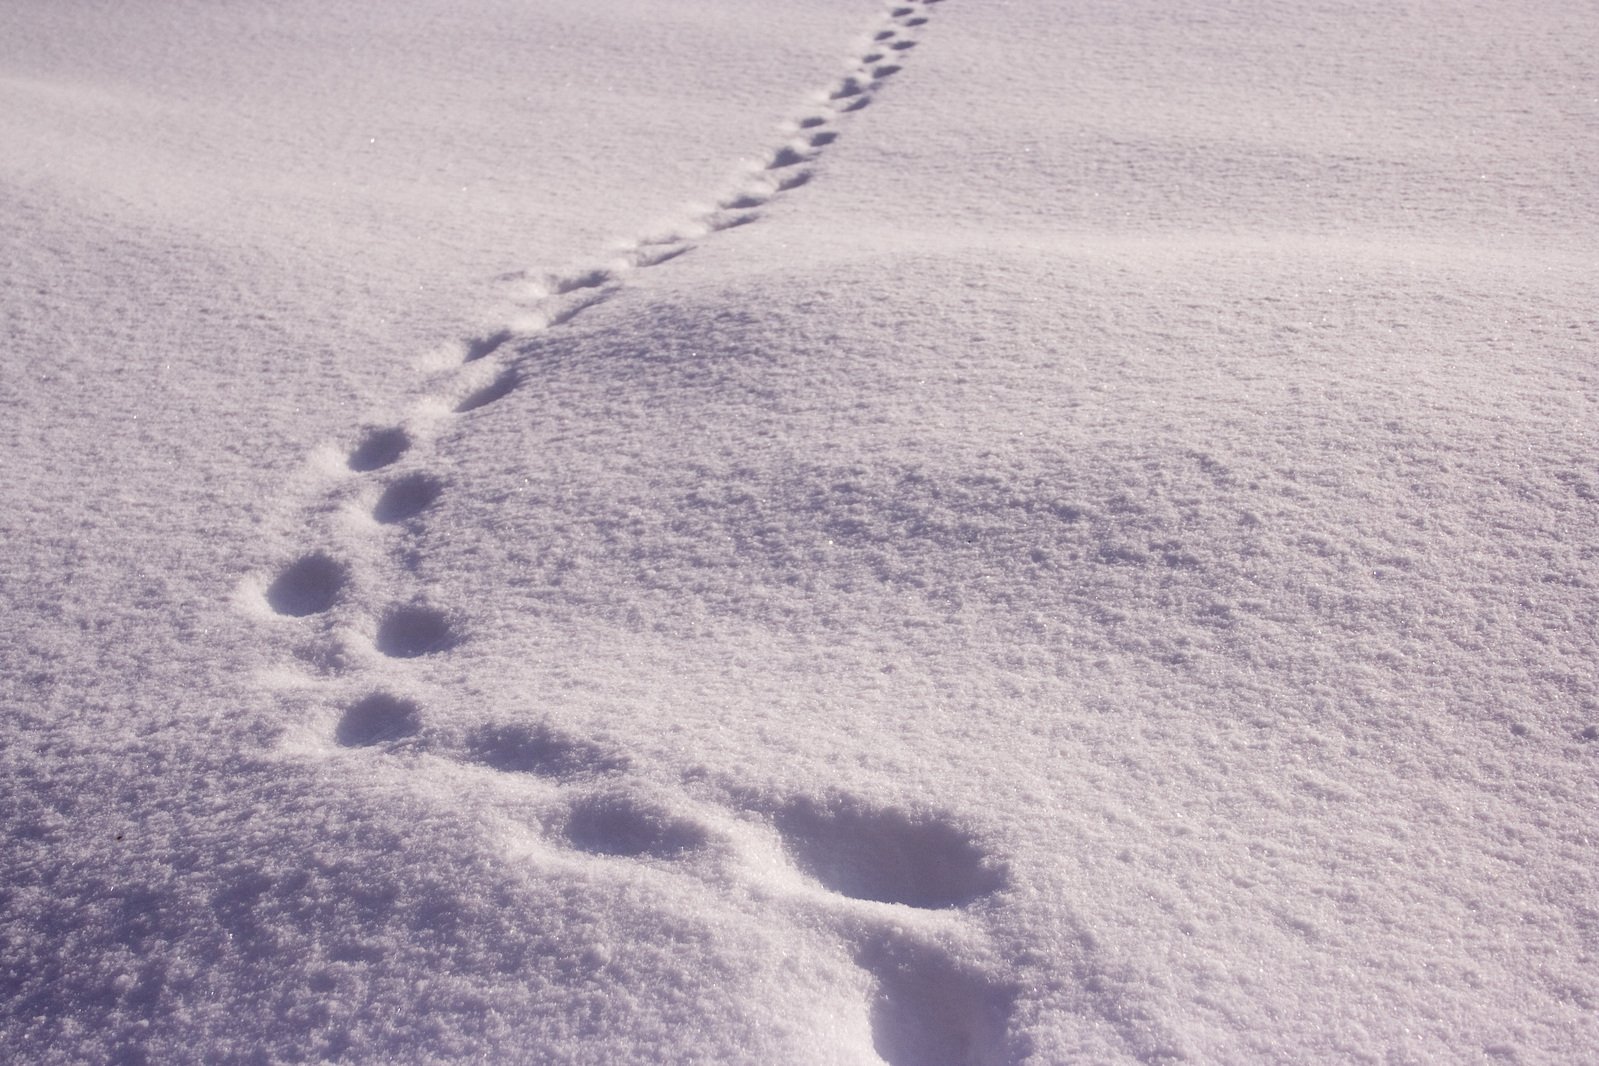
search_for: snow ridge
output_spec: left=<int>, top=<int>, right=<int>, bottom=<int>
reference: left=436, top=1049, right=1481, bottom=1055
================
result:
left=242, top=2, right=1020, bottom=1061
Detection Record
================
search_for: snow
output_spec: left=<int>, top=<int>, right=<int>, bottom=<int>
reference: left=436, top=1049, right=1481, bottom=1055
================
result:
left=3, top=0, right=1596, bottom=1063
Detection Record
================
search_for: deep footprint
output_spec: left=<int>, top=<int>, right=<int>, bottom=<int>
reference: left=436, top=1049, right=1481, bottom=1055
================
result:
left=376, top=606, right=457, bottom=658
left=373, top=473, right=443, bottom=524
left=859, top=936, right=1015, bottom=1066
left=348, top=427, right=410, bottom=472
left=773, top=797, right=1004, bottom=908
left=336, top=693, right=423, bottom=747
left=563, top=791, right=707, bottom=858
left=466, top=721, right=630, bottom=780
left=266, top=552, right=346, bottom=617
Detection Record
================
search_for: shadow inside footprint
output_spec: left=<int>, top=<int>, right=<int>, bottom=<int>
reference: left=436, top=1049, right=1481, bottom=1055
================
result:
left=466, top=722, right=630, bottom=780
left=563, top=792, right=707, bottom=858
left=373, top=473, right=443, bottom=524
left=348, top=427, right=409, bottom=472
left=859, top=937, right=1015, bottom=1066
left=266, top=553, right=346, bottom=617
left=767, top=145, right=810, bottom=170
left=774, top=797, right=1004, bottom=908
left=336, top=693, right=422, bottom=747
left=375, top=606, right=456, bottom=658
left=552, top=268, right=612, bottom=294
left=456, top=370, right=517, bottom=414
left=465, top=330, right=512, bottom=362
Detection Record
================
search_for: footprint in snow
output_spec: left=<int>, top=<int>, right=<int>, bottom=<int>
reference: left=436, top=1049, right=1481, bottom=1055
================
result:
left=464, top=329, right=512, bottom=362
left=772, top=795, right=1004, bottom=909
left=766, top=794, right=1013, bottom=1063
left=465, top=720, right=632, bottom=780
left=347, top=426, right=410, bottom=472
left=858, top=933, right=1016, bottom=1066
left=266, top=552, right=347, bottom=617
left=455, top=369, right=518, bottom=414
left=375, top=604, right=457, bottom=658
left=373, top=473, right=444, bottom=525
left=336, top=692, right=423, bottom=748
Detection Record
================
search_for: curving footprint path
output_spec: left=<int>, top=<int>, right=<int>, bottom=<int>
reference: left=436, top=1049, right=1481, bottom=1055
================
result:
left=241, top=2, right=1014, bottom=1062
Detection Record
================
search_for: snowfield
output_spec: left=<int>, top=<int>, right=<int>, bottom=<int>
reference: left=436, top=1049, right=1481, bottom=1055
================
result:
left=2, top=1, right=1595, bottom=1063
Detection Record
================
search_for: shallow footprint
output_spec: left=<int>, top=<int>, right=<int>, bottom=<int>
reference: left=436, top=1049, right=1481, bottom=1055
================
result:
left=773, top=796, right=1004, bottom=908
left=466, top=721, right=630, bottom=780
left=267, top=552, right=346, bottom=617
left=373, top=473, right=443, bottom=524
left=563, top=791, right=707, bottom=858
left=456, top=370, right=517, bottom=414
left=336, top=692, right=422, bottom=747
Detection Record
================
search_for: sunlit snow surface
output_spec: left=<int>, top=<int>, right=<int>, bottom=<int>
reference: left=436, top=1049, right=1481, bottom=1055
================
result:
left=3, top=0, right=1596, bottom=1063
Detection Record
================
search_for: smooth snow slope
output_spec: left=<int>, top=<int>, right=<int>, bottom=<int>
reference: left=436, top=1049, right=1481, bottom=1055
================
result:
left=4, top=0, right=1598, bottom=1063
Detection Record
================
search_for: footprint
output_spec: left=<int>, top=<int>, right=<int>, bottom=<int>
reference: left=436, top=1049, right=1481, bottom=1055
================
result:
left=776, top=170, right=813, bottom=192
left=830, top=77, right=868, bottom=101
left=373, top=473, right=443, bottom=524
left=809, top=131, right=839, bottom=148
left=375, top=605, right=457, bottom=658
left=465, top=330, right=512, bottom=362
left=551, top=268, right=613, bottom=295
left=797, top=114, right=830, bottom=130
left=466, top=721, right=631, bottom=779
left=455, top=369, right=517, bottom=414
left=720, top=192, right=769, bottom=210
left=266, top=552, right=346, bottom=617
left=874, top=29, right=897, bottom=41
left=562, top=791, right=708, bottom=858
left=336, top=692, right=423, bottom=747
left=347, top=427, right=409, bottom=472
left=634, top=244, right=690, bottom=268
left=767, top=145, right=812, bottom=170
left=858, top=936, right=1015, bottom=1066
left=773, top=796, right=1004, bottom=908
left=707, top=211, right=759, bottom=232
left=872, top=64, right=903, bottom=79
left=890, top=39, right=917, bottom=51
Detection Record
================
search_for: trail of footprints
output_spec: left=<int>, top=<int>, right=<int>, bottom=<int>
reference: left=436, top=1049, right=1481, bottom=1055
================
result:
left=251, top=3, right=1014, bottom=1063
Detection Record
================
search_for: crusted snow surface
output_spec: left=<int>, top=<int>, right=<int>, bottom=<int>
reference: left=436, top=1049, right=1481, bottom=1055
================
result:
left=3, top=0, right=1596, bottom=1063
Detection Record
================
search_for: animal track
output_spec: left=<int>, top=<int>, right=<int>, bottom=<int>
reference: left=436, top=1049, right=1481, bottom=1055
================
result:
left=336, top=692, right=423, bottom=747
left=466, top=721, right=631, bottom=779
left=375, top=605, right=456, bottom=658
left=373, top=473, right=443, bottom=524
left=347, top=426, right=409, bottom=471
left=455, top=369, right=518, bottom=414
left=266, top=552, right=346, bottom=617
left=464, top=329, right=512, bottom=362
left=859, top=935, right=1015, bottom=1066
left=774, top=796, right=1005, bottom=908
left=550, top=267, right=613, bottom=294
left=563, top=791, right=709, bottom=858
left=247, top=1, right=1004, bottom=1057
